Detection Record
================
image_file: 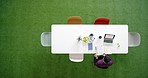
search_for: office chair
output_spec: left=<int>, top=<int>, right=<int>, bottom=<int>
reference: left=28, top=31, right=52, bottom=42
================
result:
left=94, top=18, right=110, bottom=24
left=128, top=32, right=141, bottom=47
left=41, top=32, right=51, bottom=47
left=68, top=16, right=82, bottom=24
left=69, top=54, right=84, bottom=62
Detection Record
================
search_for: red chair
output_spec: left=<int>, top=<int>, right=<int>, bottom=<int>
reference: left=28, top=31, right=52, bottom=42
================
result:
left=94, top=18, right=110, bottom=24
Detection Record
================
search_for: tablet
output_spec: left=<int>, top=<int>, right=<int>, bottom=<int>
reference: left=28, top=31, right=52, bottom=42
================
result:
left=88, top=43, right=93, bottom=50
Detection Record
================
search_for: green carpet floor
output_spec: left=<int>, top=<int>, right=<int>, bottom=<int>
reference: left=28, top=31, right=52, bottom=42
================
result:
left=0, top=0, right=148, bottom=78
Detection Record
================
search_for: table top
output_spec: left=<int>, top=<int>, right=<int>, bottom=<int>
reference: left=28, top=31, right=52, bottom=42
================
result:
left=51, top=24, right=128, bottom=54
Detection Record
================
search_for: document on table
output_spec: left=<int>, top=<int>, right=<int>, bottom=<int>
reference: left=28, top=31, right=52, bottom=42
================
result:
left=95, top=46, right=104, bottom=55
left=103, top=46, right=112, bottom=54
left=95, top=46, right=112, bottom=55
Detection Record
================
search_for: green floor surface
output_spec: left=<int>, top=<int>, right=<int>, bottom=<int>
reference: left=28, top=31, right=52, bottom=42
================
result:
left=0, top=0, right=148, bottom=78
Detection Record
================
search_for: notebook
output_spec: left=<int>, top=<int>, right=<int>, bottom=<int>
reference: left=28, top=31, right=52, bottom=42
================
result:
left=103, top=34, right=115, bottom=46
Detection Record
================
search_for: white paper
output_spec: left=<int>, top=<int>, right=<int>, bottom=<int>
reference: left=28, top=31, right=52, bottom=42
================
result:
left=95, top=46, right=104, bottom=55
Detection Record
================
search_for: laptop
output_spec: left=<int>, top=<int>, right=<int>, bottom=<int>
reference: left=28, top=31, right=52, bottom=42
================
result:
left=103, top=34, right=115, bottom=46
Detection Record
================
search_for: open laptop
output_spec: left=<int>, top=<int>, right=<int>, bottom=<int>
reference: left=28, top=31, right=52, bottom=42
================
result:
left=103, top=34, right=115, bottom=46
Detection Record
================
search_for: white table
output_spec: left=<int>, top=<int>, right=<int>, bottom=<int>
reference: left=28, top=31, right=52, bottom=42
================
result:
left=51, top=24, right=128, bottom=54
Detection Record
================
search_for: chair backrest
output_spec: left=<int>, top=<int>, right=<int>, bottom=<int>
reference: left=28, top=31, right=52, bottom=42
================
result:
left=69, top=54, right=84, bottom=62
left=41, top=32, right=51, bottom=47
left=128, top=32, right=141, bottom=47
left=94, top=18, right=110, bottom=24
left=68, top=16, right=82, bottom=24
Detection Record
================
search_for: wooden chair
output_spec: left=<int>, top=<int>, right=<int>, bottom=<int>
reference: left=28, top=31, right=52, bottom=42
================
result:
left=68, top=16, right=82, bottom=24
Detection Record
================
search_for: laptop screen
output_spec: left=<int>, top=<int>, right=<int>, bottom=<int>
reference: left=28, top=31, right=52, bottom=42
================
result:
left=104, top=34, right=115, bottom=39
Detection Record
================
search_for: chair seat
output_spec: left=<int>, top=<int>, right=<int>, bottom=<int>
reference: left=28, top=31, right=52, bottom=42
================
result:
left=94, top=18, right=110, bottom=24
left=69, top=54, right=84, bottom=62
left=41, top=32, right=51, bottom=47
left=128, top=32, right=141, bottom=47
left=68, top=16, right=82, bottom=24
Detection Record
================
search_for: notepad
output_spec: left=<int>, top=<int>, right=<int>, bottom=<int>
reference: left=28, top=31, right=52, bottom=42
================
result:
left=95, top=46, right=104, bottom=55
